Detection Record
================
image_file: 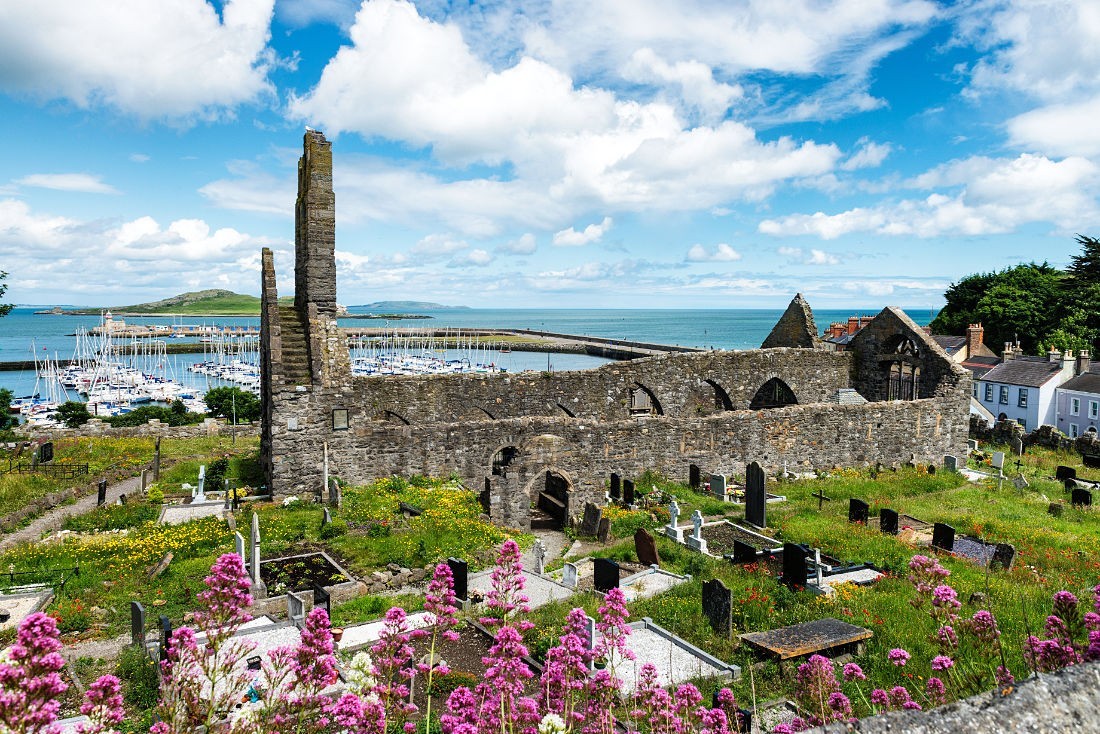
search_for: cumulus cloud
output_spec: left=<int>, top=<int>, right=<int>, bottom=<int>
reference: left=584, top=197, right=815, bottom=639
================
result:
left=760, top=153, right=1100, bottom=238
left=621, top=47, right=743, bottom=121
left=448, top=248, right=493, bottom=267
left=15, top=173, right=119, bottom=194
left=686, top=243, right=741, bottom=262
left=0, top=0, right=276, bottom=120
left=776, top=245, right=839, bottom=264
left=410, top=233, right=468, bottom=258
left=553, top=217, right=613, bottom=246
left=499, top=233, right=537, bottom=255
left=840, top=138, right=892, bottom=170
left=1008, top=97, right=1100, bottom=157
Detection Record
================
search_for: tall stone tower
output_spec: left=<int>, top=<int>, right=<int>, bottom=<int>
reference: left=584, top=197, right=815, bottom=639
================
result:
left=294, top=130, right=337, bottom=317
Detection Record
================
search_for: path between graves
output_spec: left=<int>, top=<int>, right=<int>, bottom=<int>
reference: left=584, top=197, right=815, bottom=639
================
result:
left=0, top=475, right=143, bottom=552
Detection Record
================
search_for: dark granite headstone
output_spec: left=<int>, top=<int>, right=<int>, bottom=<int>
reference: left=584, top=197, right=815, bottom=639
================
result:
left=312, top=582, right=331, bottom=617
left=879, top=508, right=899, bottom=535
left=593, top=557, right=619, bottom=592
left=702, top=579, right=732, bottom=636
left=580, top=503, right=602, bottom=536
left=609, top=473, right=621, bottom=500
left=1056, top=465, right=1077, bottom=482
left=745, top=461, right=766, bottom=527
left=447, top=557, right=468, bottom=601
left=689, top=464, right=701, bottom=490
left=130, top=601, right=145, bottom=647
left=38, top=442, right=53, bottom=464
left=159, top=615, right=172, bottom=661
left=781, top=543, right=808, bottom=590
left=1011, top=437, right=1024, bottom=456
left=991, top=543, right=1016, bottom=571
left=1065, top=478, right=1078, bottom=494
left=1083, top=454, right=1100, bottom=469
left=732, top=540, right=757, bottom=563
left=634, top=528, right=660, bottom=566
left=596, top=517, right=611, bottom=543
left=1072, top=486, right=1093, bottom=508
left=942, top=455, right=958, bottom=472
left=932, top=523, right=956, bottom=552
left=848, top=498, right=869, bottom=524
left=623, top=480, right=635, bottom=507
left=97, top=479, right=107, bottom=507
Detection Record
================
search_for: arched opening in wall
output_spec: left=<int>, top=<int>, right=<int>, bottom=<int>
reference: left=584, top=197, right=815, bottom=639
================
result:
left=372, top=410, right=410, bottom=425
left=882, top=335, right=922, bottom=401
left=750, top=377, right=798, bottom=409
left=557, top=403, right=576, bottom=418
left=492, top=446, right=519, bottom=476
left=998, top=412, right=1008, bottom=422
left=705, top=379, right=734, bottom=411
left=630, top=383, right=663, bottom=416
left=531, top=471, right=570, bottom=530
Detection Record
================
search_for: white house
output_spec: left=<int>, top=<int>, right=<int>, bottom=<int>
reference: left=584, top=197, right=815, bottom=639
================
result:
left=1055, top=350, right=1100, bottom=438
left=975, top=347, right=1076, bottom=431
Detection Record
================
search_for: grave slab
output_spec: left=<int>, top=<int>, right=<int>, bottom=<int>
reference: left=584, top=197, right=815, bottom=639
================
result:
left=617, top=567, right=689, bottom=602
left=0, top=591, right=53, bottom=633
left=468, top=570, right=575, bottom=610
left=157, top=502, right=225, bottom=525
left=811, top=568, right=885, bottom=596
left=740, top=618, right=873, bottom=661
left=337, top=611, right=435, bottom=653
left=597, top=618, right=739, bottom=693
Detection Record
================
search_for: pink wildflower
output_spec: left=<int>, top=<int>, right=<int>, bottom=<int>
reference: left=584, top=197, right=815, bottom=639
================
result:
left=842, top=662, right=866, bottom=681
left=888, top=648, right=910, bottom=666
left=925, top=677, right=947, bottom=705
left=931, top=655, right=954, bottom=671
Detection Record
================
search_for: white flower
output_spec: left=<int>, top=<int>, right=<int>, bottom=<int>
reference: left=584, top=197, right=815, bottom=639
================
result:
left=539, top=713, right=567, bottom=734
left=345, top=651, right=378, bottom=697
left=282, top=496, right=300, bottom=507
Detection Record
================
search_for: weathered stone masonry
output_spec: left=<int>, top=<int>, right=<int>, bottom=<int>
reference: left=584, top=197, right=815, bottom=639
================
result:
left=261, top=130, right=972, bottom=530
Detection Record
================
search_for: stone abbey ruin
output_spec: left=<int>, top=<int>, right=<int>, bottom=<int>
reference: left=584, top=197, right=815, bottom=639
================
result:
left=260, top=131, right=972, bottom=529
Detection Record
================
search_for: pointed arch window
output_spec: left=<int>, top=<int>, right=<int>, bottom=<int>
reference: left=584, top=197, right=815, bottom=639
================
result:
left=750, top=378, right=798, bottom=409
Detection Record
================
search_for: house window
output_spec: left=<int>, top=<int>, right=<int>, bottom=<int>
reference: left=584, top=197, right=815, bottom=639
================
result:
left=972, top=383, right=979, bottom=398
left=1018, top=418, right=1026, bottom=430
left=1072, top=398, right=1081, bottom=416
left=1071, top=423, right=1080, bottom=438
left=984, top=384, right=993, bottom=402
left=999, top=386, right=1009, bottom=405
left=1018, top=389, right=1028, bottom=408
left=1091, top=401, right=1099, bottom=420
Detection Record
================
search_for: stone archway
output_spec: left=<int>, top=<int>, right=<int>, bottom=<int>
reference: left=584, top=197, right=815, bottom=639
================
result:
left=750, top=377, right=798, bottom=409
left=525, top=468, right=574, bottom=530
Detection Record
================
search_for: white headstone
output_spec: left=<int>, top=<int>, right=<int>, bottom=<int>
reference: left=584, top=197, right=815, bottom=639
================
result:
left=665, top=500, right=684, bottom=542
left=992, top=451, right=1005, bottom=470
left=235, top=532, right=246, bottom=562
left=691, top=510, right=704, bottom=540
left=562, top=562, right=578, bottom=589
left=250, top=513, right=261, bottom=585
left=322, top=442, right=329, bottom=500
left=533, top=539, right=547, bottom=575
left=194, top=465, right=207, bottom=503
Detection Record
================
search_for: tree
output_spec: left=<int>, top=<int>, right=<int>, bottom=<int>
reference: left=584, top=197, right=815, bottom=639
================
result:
left=0, top=389, right=15, bottom=431
left=56, top=400, right=91, bottom=428
left=0, top=271, right=11, bottom=319
left=1066, top=234, right=1100, bottom=283
left=203, top=387, right=260, bottom=423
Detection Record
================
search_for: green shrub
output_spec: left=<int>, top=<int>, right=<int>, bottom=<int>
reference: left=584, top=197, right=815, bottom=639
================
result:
left=116, top=645, right=160, bottom=709
left=146, top=484, right=164, bottom=504
left=320, top=518, right=348, bottom=540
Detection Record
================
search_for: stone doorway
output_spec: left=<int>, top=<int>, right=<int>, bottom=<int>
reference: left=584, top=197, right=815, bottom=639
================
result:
left=531, top=470, right=570, bottom=530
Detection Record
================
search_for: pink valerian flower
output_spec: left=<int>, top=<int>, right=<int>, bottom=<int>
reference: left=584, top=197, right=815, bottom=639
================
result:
left=481, top=539, right=531, bottom=628
left=594, top=587, right=635, bottom=669
left=968, top=610, right=1001, bottom=643
left=369, top=607, right=422, bottom=731
left=930, top=585, right=962, bottom=623
left=841, top=663, right=866, bottom=682
left=77, top=674, right=124, bottom=734
left=931, top=655, right=955, bottom=672
left=887, top=648, right=910, bottom=667
left=329, top=692, right=386, bottom=734
left=936, top=624, right=959, bottom=650
left=0, top=612, right=68, bottom=732
left=869, top=688, right=889, bottom=709
left=194, top=553, right=254, bottom=644
left=581, top=669, right=619, bottom=734
left=294, top=607, right=339, bottom=690
left=889, top=686, right=921, bottom=711
left=1084, top=612, right=1100, bottom=631
left=479, top=624, right=539, bottom=731
left=995, top=665, right=1016, bottom=686
left=925, top=677, right=947, bottom=705
left=424, top=562, right=461, bottom=644
left=541, top=609, right=595, bottom=722
left=907, top=555, right=950, bottom=605
left=793, top=655, right=843, bottom=724
left=773, top=717, right=810, bottom=733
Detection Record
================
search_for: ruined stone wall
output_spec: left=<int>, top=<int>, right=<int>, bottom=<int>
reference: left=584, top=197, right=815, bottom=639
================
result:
left=294, top=131, right=337, bottom=318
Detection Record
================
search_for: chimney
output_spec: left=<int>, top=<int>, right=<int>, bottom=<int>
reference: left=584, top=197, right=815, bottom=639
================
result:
left=847, top=316, right=860, bottom=336
left=922, top=325, right=933, bottom=335
left=1003, top=342, right=1016, bottom=361
left=1049, top=346, right=1062, bottom=363
left=966, top=323, right=984, bottom=357
left=1078, top=349, right=1091, bottom=375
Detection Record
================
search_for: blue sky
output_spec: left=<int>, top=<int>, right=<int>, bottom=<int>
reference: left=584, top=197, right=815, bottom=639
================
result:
left=2, top=0, right=1099, bottom=309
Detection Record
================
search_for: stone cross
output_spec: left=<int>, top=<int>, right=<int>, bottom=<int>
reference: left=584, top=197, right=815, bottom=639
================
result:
left=322, top=442, right=329, bottom=501
left=195, top=465, right=206, bottom=503
left=235, top=532, right=246, bottom=563
left=686, top=510, right=708, bottom=553
left=665, top=500, right=684, bottom=542
left=250, top=513, right=261, bottom=586
left=533, top=539, right=547, bottom=575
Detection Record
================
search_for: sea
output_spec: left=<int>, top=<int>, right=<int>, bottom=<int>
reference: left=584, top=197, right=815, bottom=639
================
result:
left=0, top=305, right=936, bottom=398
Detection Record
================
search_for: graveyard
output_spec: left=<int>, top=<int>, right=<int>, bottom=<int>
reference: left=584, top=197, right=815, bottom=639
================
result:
left=0, top=435, right=1097, bottom=731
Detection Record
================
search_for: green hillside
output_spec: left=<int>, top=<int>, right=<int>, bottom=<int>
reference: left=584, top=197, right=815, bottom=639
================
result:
left=70, top=290, right=280, bottom=316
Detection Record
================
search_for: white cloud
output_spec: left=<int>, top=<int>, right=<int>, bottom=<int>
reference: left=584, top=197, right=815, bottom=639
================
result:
left=499, top=233, right=537, bottom=255
left=129, top=153, right=150, bottom=163
left=449, top=248, right=493, bottom=267
left=840, top=139, right=892, bottom=170
left=775, top=245, right=838, bottom=264
left=410, top=233, right=468, bottom=258
left=621, top=47, right=743, bottom=121
left=807, top=248, right=840, bottom=265
left=15, top=173, right=119, bottom=195
left=553, top=217, right=613, bottom=247
left=761, top=154, right=1100, bottom=239
left=0, top=0, right=276, bottom=120
left=686, top=243, right=741, bottom=262
left=1008, top=97, right=1100, bottom=157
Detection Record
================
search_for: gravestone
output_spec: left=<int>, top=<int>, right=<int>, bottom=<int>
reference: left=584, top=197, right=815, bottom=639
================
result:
left=732, top=540, right=757, bottom=563
left=1056, top=466, right=1077, bottom=482
left=159, top=615, right=172, bottom=661
left=781, top=543, right=808, bottom=590
left=130, top=601, right=145, bottom=647
left=234, top=532, right=246, bottom=562
left=154, top=437, right=161, bottom=480
left=141, top=469, right=149, bottom=494
left=312, top=582, right=331, bottom=617
left=593, top=558, right=619, bottom=592
left=634, top=528, right=660, bottom=566
left=321, top=507, right=332, bottom=528
left=580, top=503, right=602, bottom=537
left=1065, top=478, right=1078, bottom=493
left=195, top=465, right=207, bottom=503
left=148, top=552, right=173, bottom=580
left=119, top=494, right=126, bottom=505
left=250, top=513, right=262, bottom=586
left=37, top=442, right=53, bottom=464
left=328, top=477, right=341, bottom=508
left=932, top=523, right=956, bottom=552
left=1084, top=454, right=1100, bottom=469
left=710, top=474, right=727, bottom=502
left=623, top=480, right=635, bottom=507
left=596, top=517, right=611, bottom=543
left=583, top=615, right=596, bottom=655
left=447, top=557, right=469, bottom=601
left=287, top=591, right=305, bottom=627
left=533, top=539, right=547, bottom=575
left=745, top=461, right=766, bottom=527
left=665, top=500, right=684, bottom=542
left=1049, top=502, right=1064, bottom=517
left=991, top=543, right=1016, bottom=571
left=1072, top=486, right=1093, bottom=508
left=879, top=508, right=899, bottom=535
left=609, top=474, right=621, bottom=501
left=967, top=439, right=979, bottom=452
left=702, top=579, right=732, bottom=636
left=943, top=455, right=958, bottom=472
left=686, top=510, right=708, bottom=553
left=991, top=452, right=1005, bottom=472
left=1014, top=475, right=1030, bottom=490
left=848, top=498, right=869, bottom=524
left=689, top=464, right=701, bottom=490
left=223, top=481, right=232, bottom=510
left=562, top=562, right=578, bottom=589
left=97, top=479, right=107, bottom=507
left=1011, top=437, right=1024, bottom=456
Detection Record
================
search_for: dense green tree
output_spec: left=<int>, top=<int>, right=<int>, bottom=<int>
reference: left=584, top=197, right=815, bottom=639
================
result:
left=0, top=271, right=12, bottom=319
left=202, top=387, right=260, bottom=423
left=1067, top=234, right=1100, bottom=283
left=56, top=401, right=91, bottom=428
left=105, top=404, right=204, bottom=427
left=0, top=389, right=15, bottom=431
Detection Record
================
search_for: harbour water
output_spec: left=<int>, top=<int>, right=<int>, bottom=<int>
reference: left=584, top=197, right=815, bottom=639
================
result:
left=0, top=305, right=935, bottom=397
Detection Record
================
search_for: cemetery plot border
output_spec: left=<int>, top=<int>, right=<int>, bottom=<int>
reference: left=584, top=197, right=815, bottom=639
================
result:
left=600, top=617, right=741, bottom=693
left=259, top=551, right=357, bottom=595
left=699, top=521, right=782, bottom=556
